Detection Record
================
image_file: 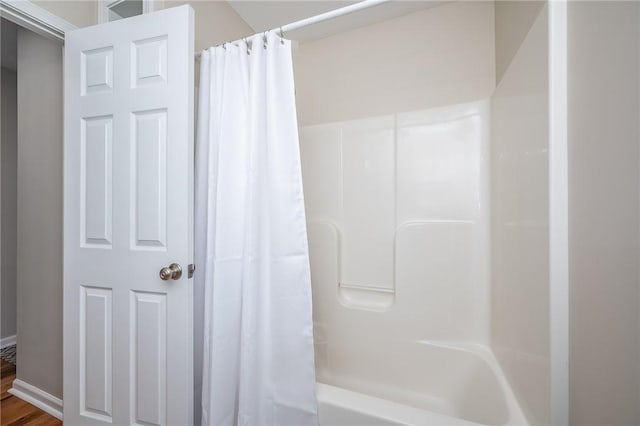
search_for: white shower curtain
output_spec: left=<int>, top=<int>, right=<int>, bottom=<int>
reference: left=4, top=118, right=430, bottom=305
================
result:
left=194, top=32, right=318, bottom=426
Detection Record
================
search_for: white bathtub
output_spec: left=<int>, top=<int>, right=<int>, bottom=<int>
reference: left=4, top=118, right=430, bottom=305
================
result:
left=315, top=341, right=527, bottom=426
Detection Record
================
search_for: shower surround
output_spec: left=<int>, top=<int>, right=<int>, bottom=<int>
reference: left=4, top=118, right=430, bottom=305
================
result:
left=296, top=2, right=552, bottom=423
left=300, top=100, right=527, bottom=425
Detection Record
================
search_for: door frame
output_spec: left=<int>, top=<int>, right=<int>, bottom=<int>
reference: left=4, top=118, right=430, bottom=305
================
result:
left=0, top=1, right=73, bottom=420
left=0, top=0, right=76, bottom=42
left=97, top=0, right=164, bottom=24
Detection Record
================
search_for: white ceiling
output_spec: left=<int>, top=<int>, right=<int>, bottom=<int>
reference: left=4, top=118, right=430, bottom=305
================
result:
left=2, top=18, right=18, bottom=71
left=227, top=1, right=447, bottom=42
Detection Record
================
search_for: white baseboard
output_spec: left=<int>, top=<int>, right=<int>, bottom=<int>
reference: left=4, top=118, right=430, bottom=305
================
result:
left=0, top=334, right=16, bottom=348
left=8, top=379, right=63, bottom=420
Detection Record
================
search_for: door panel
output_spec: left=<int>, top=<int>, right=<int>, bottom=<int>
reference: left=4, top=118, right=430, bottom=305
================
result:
left=81, top=116, right=113, bottom=247
left=81, top=286, right=113, bottom=420
left=132, top=109, right=167, bottom=249
left=131, top=291, right=167, bottom=425
left=64, top=6, right=194, bottom=425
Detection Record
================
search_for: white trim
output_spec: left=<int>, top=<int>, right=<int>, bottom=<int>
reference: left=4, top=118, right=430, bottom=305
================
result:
left=0, top=3, right=70, bottom=423
left=0, top=334, right=16, bottom=348
left=0, top=0, right=76, bottom=41
left=9, top=379, right=64, bottom=420
left=145, top=0, right=164, bottom=14
left=98, top=0, right=164, bottom=24
left=548, top=1, right=569, bottom=425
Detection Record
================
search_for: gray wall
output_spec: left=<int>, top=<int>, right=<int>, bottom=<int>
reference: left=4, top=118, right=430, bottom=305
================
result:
left=568, top=2, right=640, bottom=424
left=1, top=67, right=17, bottom=340
left=16, top=28, right=64, bottom=398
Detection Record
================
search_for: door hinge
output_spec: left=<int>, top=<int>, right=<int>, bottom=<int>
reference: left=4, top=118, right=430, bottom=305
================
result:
left=188, top=263, right=195, bottom=279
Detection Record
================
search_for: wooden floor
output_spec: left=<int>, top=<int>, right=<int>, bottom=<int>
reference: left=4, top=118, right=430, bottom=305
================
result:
left=1, top=359, right=62, bottom=426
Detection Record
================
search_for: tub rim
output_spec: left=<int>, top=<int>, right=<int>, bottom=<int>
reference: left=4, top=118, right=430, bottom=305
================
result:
left=316, top=342, right=529, bottom=426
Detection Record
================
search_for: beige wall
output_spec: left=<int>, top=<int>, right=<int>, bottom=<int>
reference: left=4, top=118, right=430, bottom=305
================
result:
left=491, top=4, right=549, bottom=425
left=32, top=0, right=97, bottom=28
left=16, top=28, right=64, bottom=398
left=494, top=1, right=545, bottom=85
left=161, top=1, right=252, bottom=52
left=568, top=2, right=640, bottom=424
left=293, top=1, right=496, bottom=126
left=1, top=68, right=18, bottom=340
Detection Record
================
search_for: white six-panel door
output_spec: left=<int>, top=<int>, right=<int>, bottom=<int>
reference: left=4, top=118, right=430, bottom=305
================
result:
left=63, top=6, right=194, bottom=425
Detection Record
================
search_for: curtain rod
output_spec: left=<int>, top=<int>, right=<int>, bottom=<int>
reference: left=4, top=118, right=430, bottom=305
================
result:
left=195, top=0, right=391, bottom=58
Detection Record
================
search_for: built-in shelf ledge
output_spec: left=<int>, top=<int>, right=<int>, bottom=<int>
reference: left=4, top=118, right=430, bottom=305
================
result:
left=338, top=283, right=395, bottom=312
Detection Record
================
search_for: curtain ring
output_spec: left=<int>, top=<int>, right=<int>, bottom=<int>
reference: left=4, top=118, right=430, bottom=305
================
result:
left=280, top=26, right=285, bottom=45
left=263, top=32, right=268, bottom=49
left=243, top=38, right=250, bottom=55
left=222, top=42, right=227, bottom=50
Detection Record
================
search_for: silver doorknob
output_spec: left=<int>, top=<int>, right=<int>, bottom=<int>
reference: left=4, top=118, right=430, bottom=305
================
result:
left=159, top=263, right=182, bottom=281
